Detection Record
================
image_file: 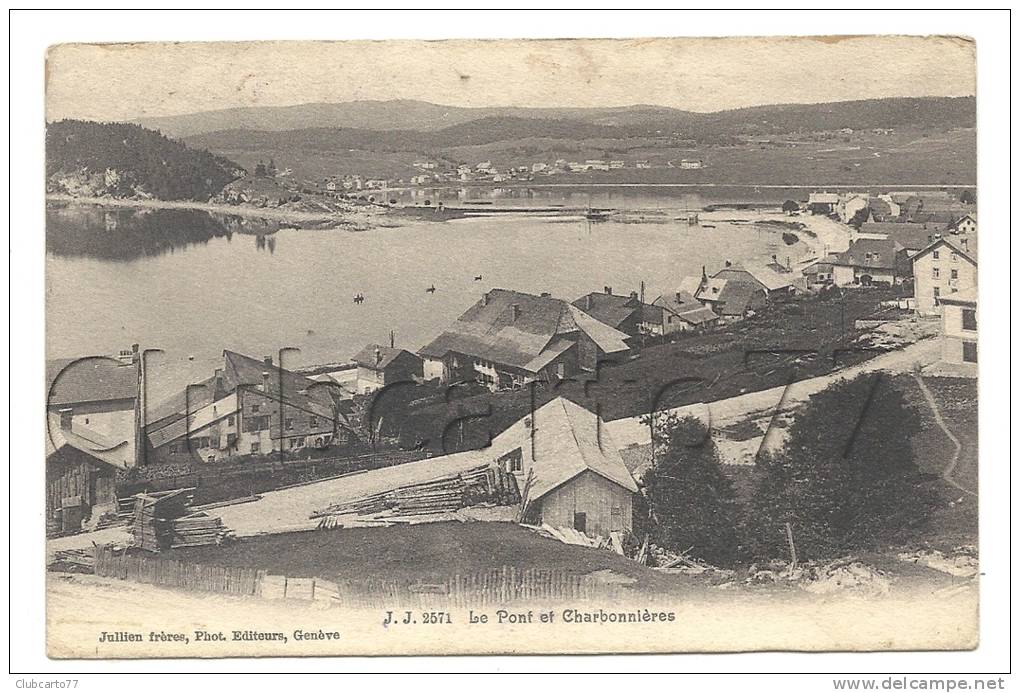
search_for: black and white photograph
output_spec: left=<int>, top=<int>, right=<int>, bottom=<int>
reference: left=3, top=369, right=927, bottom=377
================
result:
left=21, top=16, right=1002, bottom=671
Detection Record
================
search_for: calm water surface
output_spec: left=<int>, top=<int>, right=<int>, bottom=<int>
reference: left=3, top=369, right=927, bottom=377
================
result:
left=46, top=190, right=803, bottom=399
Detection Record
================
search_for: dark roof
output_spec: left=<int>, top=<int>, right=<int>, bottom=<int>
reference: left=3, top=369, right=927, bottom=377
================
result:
left=46, top=356, right=137, bottom=407
left=419, top=289, right=629, bottom=371
left=677, top=306, right=719, bottom=325
left=653, top=289, right=700, bottom=316
left=834, top=238, right=901, bottom=270
left=860, top=222, right=947, bottom=252
left=352, top=344, right=419, bottom=371
left=714, top=281, right=764, bottom=316
left=570, top=292, right=641, bottom=329
left=146, top=351, right=335, bottom=434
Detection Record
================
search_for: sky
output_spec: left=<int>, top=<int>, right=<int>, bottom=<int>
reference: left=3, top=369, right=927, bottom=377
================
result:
left=45, top=36, right=976, bottom=121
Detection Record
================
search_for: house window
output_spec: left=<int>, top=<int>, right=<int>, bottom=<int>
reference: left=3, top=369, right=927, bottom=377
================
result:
left=226, top=433, right=237, bottom=447
left=962, top=341, right=977, bottom=363
left=251, top=403, right=261, bottom=413
left=497, top=447, right=523, bottom=473
left=250, top=441, right=261, bottom=454
left=285, top=418, right=294, bottom=431
left=962, top=308, right=977, bottom=332
left=932, top=267, right=940, bottom=279
left=226, top=415, right=234, bottom=427
left=951, top=252, right=958, bottom=262
left=950, top=269, right=959, bottom=280
left=933, top=287, right=940, bottom=299
left=309, top=416, right=318, bottom=428
left=932, top=250, right=940, bottom=260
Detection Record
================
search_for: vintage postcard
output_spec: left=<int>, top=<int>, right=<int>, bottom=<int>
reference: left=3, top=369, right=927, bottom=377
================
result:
left=44, top=36, right=978, bottom=658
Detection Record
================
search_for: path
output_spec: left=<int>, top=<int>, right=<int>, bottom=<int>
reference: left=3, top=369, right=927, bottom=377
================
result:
left=606, top=337, right=942, bottom=450
left=910, top=373, right=977, bottom=497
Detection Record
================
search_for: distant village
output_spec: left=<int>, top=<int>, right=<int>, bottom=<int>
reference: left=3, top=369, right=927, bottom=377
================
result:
left=46, top=185, right=976, bottom=554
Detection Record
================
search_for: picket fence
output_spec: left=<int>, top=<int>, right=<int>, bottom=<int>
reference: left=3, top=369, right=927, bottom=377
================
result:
left=93, top=546, right=618, bottom=608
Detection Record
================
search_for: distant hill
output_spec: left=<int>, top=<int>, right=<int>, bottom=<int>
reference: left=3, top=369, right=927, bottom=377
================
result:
left=136, top=100, right=692, bottom=137
left=140, top=96, right=974, bottom=139
left=46, top=120, right=244, bottom=201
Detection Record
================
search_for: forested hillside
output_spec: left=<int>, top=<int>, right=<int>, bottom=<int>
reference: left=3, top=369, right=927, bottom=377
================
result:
left=46, top=120, right=244, bottom=201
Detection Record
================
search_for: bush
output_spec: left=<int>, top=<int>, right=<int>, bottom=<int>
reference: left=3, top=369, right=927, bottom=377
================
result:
left=747, top=374, right=938, bottom=560
left=641, top=415, right=741, bottom=566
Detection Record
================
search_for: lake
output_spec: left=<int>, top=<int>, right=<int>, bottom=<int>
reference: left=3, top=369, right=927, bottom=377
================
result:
left=46, top=189, right=806, bottom=400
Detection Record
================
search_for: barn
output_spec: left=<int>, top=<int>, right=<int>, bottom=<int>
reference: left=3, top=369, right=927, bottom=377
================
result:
left=490, top=397, right=639, bottom=538
left=46, top=411, right=132, bottom=536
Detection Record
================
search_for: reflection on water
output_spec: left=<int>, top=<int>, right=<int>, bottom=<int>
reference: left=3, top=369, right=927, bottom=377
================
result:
left=46, top=190, right=805, bottom=399
left=46, top=203, right=284, bottom=261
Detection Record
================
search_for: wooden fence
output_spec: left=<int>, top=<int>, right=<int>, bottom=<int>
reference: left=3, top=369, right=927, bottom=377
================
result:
left=93, top=546, right=618, bottom=607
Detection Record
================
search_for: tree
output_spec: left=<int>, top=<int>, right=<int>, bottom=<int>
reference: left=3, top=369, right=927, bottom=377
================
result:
left=748, top=374, right=937, bottom=561
left=782, top=200, right=800, bottom=214
left=960, top=189, right=976, bottom=205
left=641, top=414, right=741, bottom=566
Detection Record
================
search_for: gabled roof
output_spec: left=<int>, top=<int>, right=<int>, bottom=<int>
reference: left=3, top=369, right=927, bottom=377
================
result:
left=714, top=281, right=764, bottom=316
left=677, top=276, right=703, bottom=296
left=834, top=238, right=901, bottom=270
left=653, top=289, right=700, bottom=316
left=523, top=397, right=639, bottom=499
left=911, top=234, right=978, bottom=266
left=697, top=277, right=728, bottom=303
left=352, top=344, right=418, bottom=371
left=676, top=306, right=719, bottom=325
left=715, top=262, right=799, bottom=292
left=859, top=221, right=948, bottom=251
left=570, top=292, right=641, bottom=329
left=147, top=351, right=336, bottom=435
left=46, top=356, right=137, bottom=407
left=419, top=289, right=629, bottom=372
left=147, top=393, right=238, bottom=449
left=808, top=192, right=839, bottom=204
left=46, top=416, right=132, bottom=470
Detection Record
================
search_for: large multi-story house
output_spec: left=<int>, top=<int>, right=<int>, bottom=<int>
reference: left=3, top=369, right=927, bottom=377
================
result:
left=143, top=350, right=350, bottom=465
left=419, top=289, right=630, bottom=390
left=910, top=233, right=978, bottom=315
left=939, top=288, right=977, bottom=368
left=46, top=346, right=141, bottom=466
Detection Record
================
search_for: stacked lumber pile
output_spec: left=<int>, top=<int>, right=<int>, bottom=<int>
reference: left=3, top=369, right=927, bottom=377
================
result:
left=311, top=463, right=520, bottom=525
left=169, top=512, right=234, bottom=548
left=49, top=548, right=96, bottom=573
left=128, top=488, right=233, bottom=552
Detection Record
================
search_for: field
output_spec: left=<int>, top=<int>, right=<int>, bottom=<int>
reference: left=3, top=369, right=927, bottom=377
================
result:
left=195, top=128, right=976, bottom=187
left=167, top=522, right=703, bottom=596
left=390, top=288, right=916, bottom=454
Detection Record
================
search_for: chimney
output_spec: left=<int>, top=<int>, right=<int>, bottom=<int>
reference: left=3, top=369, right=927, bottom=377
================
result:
left=375, top=346, right=383, bottom=366
left=511, top=304, right=521, bottom=322
left=260, top=371, right=270, bottom=392
left=59, top=408, right=73, bottom=431
left=389, top=330, right=395, bottom=349
left=675, top=292, right=683, bottom=304
left=131, top=343, right=140, bottom=364
left=585, top=295, right=592, bottom=310
left=482, top=292, right=490, bottom=306
left=640, top=280, right=645, bottom=303
left=214, top=368, right=224, bottom=396
left=540, top=291, right=551, bottom=298
left=604, top=286, right=612, bottom=295
left=772, top=254, right=777, bottom=263
left=724, top=260, right=732, bottom=268
left=263, top=355, right=273, bottom=366
left=630, top=291, right=638, bottom=300
left=702, top=265, right=708, bottom=281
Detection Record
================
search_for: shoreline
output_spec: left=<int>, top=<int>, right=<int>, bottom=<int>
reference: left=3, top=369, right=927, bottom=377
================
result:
left=46, top=193, right=380, bottom=228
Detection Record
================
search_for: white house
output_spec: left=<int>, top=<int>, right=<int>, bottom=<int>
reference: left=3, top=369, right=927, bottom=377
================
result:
left=939, top=288, right=977, bottom=368
left=911, top=235, right=978, bottom=315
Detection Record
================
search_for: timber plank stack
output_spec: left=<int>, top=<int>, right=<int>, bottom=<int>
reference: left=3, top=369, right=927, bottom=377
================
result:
left=311, top=462, right=520, bottom=525
left=169, top=512, right=234, bottom=548
left=128, top=488, right=233, bottom=552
